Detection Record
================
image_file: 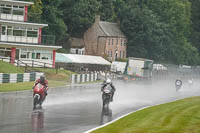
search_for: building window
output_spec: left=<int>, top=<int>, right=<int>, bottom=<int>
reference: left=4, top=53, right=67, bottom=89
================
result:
left=32, top=53, right=35, bottom=59
left=27, top=31, right=38, bottom=37
left=27, top=28, right=38, bottom=37
left=20, top=49, right=52, bottom=60
left=1, top=26, right=38, bottom=37
left=123, top=51, right=125, bottom=58
left=124, top=39, right=126, bottom=46
left=121, top=39, right=123, bottom=46
left=2, top=7, right=12, bottom=14
left=0, top=4, right=24, bottom=15
left=36, top=53, right=40, bottom=59
left=13, top=29, right=26, bottom=36
left=1, top=26, right=6, bottom=35
left=7, top=26, right=13, bottom=35
left=112, top=39, right=114, bottom=45
left=116, top=38, right=118, bottom=45
left=76, top=49, right=78, bottom=54
left=120, top=51, right=121, bottom=58
left=13, top=5, right=24, bottom=15
left=0, top=47, right=11, bottom=57
left=110, top=51, right=112, bottom=57
left=20, top=54, right=26, bottom=59
left=41, top=53, right=51, bottom=60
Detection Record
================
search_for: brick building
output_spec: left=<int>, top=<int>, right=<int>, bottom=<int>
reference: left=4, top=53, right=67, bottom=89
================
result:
left=84, top=15, right=127, bottom=61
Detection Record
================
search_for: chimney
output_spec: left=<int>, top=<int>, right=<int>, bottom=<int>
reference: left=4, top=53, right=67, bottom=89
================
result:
left=95, top=15, right=100, bottom=23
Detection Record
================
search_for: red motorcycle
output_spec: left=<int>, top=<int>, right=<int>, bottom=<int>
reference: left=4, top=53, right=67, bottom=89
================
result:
left=33, top=83, right=46, bottom=109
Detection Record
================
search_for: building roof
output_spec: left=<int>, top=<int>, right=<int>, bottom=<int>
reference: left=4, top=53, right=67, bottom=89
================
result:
left=69, top=37, right=84, bottom=48
left=0, top=20, right=48, bottom=28
left=56, top=53, right=111, bottom=65
left=99, top=21, right=125, bottom=37
left=128, top=57, right=154, bottom=62
left=0, top=42, right=62, bottom=50
left=1, top=0, right=34, bottom=6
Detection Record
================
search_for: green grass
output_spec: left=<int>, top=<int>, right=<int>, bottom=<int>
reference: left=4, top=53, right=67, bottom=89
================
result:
left=0, top=80, right=68, bottom=92
left=0, top=61, right=75, bottom=92
left=31, top=67, right=74, bottom=82
left=0, top=81, right=34, bottom=92
left=92, top=96, right=200, bottom=133
left=0, top=61, right=24, bottom=73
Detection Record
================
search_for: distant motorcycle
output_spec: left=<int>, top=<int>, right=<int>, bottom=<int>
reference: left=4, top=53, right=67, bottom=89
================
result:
left=175, top=79, right=182, bottom=92
left=102, top=85, right=112, bottom=108
left=33, top=83, right=46, bottom=109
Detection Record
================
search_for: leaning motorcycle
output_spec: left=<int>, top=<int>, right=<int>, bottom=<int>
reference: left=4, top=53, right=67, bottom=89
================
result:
left=33, top=83, right=46, bottom=109
left=175, top=80, right=182, bottom=92
left=102, top=85, right=112, bottom=108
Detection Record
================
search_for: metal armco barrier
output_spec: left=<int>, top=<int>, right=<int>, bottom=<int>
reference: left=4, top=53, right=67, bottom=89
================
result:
left=71, top=73, right=98, bottom=84
left=0, top=72, right=44, bottom=84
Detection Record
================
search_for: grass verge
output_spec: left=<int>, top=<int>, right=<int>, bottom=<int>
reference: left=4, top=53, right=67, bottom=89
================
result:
left=0, top=62, right=74, bottom=92
left=0, top=61, right=24, bottom=73
left=0, top=80, right=68, bottom=92
left=92, top=96, right=200, bottom=133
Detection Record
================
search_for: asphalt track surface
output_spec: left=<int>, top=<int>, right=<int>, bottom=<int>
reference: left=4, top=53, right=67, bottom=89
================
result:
left=0, top=80, right=200, bottom=133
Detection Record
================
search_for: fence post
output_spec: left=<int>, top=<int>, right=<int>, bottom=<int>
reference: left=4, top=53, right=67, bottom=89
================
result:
left=32, top=60, right=34, bottom=68
left=17, top=59, right=19, bottom=67
left=25, top=64, right=27, bottom=73
left=56, top=67, right=58, bottom=74
left=44, top=63, right=46, bottom=69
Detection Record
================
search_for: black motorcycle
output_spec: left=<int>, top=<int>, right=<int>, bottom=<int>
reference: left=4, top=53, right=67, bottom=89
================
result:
left=175, top=79, right=182, bottom=92
left=102, top=85, right=112, bottom=108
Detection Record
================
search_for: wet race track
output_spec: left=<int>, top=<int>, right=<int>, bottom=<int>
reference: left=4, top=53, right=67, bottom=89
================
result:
left=1, top=80, right=200, bottom=133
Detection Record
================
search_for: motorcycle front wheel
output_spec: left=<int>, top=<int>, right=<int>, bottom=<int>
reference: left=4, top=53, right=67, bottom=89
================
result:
left=33, top=95, right=39, bottom=109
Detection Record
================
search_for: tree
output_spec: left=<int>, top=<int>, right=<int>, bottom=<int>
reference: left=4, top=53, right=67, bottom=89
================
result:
left=98, top=0, right=116, bottom=21
left=189, top=0, right=200, bottom=53
left=120, top=4, right=169, bottom=62
left=118, top=0, right=199, bottom=65
left=41, top=0, right=68, bottom=42
left=62, top=0, right=100, bottom=37
left=28, top=0, right=42, bottom=23
left=145, top=0, right=196, bottom=64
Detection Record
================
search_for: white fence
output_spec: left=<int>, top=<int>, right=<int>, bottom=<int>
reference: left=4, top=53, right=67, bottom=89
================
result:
left=0, top=72, right=43, bottom=84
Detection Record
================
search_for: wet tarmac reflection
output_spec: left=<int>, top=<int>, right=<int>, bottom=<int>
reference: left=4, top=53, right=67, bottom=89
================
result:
left=31, top=110, right=44, bottom=133
left=100, top=106, right=112, bottom=125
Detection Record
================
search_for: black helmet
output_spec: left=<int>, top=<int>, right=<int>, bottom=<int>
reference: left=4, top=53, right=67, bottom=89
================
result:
left=40, top=75, right=45, bottom=83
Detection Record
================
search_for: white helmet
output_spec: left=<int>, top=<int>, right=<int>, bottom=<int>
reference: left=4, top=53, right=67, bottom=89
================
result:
left=106, top=78, right=112, bottom=84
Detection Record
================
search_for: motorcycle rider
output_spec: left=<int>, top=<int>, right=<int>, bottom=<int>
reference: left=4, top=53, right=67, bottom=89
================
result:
left=33, top=75, right=48, bottom=96
left=175, top=77, right=182, bottom=89
left=101, top=78, right=116, bottom=102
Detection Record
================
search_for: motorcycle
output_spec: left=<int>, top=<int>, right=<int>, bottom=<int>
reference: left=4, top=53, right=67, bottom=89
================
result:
left=33, top=83, right=46, bottom=109
left=175, top=80, right=182, bottom=92
left=102, top=85, right=112, bottom=108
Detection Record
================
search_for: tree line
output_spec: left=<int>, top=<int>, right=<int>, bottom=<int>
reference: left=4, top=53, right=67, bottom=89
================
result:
left=26, top=0, right=200, bottom=65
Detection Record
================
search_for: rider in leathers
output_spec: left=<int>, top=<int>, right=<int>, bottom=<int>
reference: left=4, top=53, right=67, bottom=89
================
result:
left=101, top=78, right=116, bottom=102
left=33, top=75, right=48, bottom=96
